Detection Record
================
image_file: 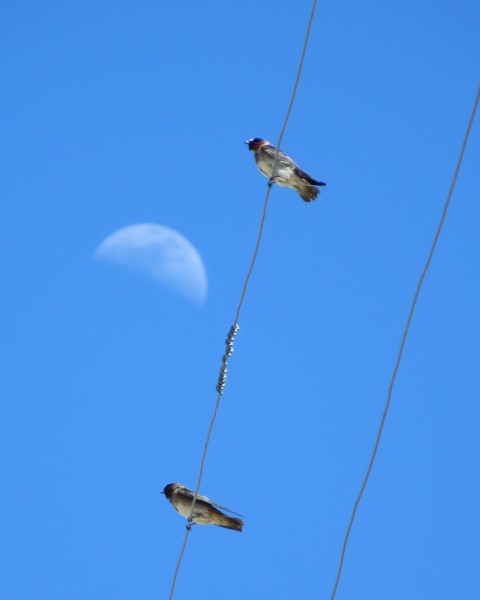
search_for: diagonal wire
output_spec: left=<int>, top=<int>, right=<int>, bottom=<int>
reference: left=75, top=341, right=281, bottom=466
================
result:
left=233, top=0, right=319, bottom=327
left=270, top=0, right=318, bottom=174
left=168, top=2, right=319, bottom=598
left=329, top=81, right=480, bottom=600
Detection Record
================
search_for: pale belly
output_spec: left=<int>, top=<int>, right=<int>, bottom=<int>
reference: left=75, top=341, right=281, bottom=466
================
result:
left=255, top=155, right=292, bottom=186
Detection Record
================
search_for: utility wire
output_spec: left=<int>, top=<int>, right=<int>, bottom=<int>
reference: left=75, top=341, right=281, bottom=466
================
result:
left=329, top=81, right=480, bottom=600
left=168, top=2, right=319, bottom=598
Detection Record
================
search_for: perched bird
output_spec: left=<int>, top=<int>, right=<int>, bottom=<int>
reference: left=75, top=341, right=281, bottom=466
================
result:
left=162, top=483, right=243, bottom=532
left=245, top=137, right=326, bottom=202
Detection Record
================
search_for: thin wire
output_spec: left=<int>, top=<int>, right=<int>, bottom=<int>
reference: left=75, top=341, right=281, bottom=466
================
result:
left=167, top=179, right=273, bottom=600
left=329, top=82, right=480, bottom=600
left=273, top=0, right=318, bottom=157
left=168, top=2, right=319, bottom=598
left=234, top=0, right=318, bottom=325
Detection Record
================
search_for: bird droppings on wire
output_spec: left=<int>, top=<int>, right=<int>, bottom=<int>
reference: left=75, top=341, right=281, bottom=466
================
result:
left=216, top=324, right=240, bottom=394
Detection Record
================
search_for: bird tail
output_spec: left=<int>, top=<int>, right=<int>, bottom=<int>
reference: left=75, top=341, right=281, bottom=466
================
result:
left=294, top=181, right=320, bottom=202
left=218, top=514, right=243, bottom=532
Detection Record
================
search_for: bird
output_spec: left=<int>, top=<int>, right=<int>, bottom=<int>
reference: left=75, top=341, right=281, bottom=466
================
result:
left=245, top=138, right=326, bottom=202
left=162, top=483, right=243, bottom=532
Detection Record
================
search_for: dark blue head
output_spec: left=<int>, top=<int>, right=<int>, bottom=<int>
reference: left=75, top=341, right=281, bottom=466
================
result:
left=245, top=138, right=268, bottom=151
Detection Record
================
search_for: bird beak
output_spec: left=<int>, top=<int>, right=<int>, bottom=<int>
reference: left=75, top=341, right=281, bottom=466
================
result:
left=244, top=140, right=249, bottom=145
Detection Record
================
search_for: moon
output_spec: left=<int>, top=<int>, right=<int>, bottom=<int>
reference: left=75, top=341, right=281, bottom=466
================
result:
left=95, top=223, right=207, bottom=304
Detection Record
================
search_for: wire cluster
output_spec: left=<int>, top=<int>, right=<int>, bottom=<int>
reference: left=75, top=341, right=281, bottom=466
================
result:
left=216, top=324, right=240, bottom=394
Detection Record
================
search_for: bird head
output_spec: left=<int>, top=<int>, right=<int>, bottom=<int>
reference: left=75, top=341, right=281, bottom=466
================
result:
left=162, top=483, right=181, bottom=500
left=244, top=138, right=268, bottom=151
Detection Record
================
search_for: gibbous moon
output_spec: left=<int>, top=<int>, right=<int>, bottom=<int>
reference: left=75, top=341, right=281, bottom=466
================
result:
left=96, top=223, right=207, bottom=304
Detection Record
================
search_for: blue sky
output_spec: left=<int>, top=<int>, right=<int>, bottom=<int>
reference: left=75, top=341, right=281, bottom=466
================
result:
left=1, top=1, right=479, bottom=598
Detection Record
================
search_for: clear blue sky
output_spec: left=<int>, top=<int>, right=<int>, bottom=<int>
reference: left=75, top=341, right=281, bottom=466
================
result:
left=1, top=1, right=479, bottom=599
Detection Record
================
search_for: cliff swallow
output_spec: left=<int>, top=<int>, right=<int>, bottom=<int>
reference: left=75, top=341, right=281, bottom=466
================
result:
left=162, top=483, right=243, bottom=532
left=245, top=138, right=326, bottom=202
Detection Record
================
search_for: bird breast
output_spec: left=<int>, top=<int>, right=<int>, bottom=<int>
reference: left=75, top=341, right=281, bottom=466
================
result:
left=255, top=152, right=293, bottom=185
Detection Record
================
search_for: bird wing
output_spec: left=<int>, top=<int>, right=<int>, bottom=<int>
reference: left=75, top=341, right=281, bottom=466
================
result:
left=208, top=501, right=244, bottom=518
left=293, top=165, right=325, bottom=186
left=182, top=486, right=244, bottom=517
left=264, top=146, right=325, bottom=186
left=262, top=144, right=289, bottom=162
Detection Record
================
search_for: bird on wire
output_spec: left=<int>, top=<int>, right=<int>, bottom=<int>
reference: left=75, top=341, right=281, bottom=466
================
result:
left=162, top=483, right=244, bottom=532
left=245, top=137, right=326, bottom=202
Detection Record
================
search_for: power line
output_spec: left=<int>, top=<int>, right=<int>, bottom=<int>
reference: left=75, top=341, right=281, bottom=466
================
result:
left=328, top=81, right=480, bottom=600
left=167, top=2, right=319, bottom=598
